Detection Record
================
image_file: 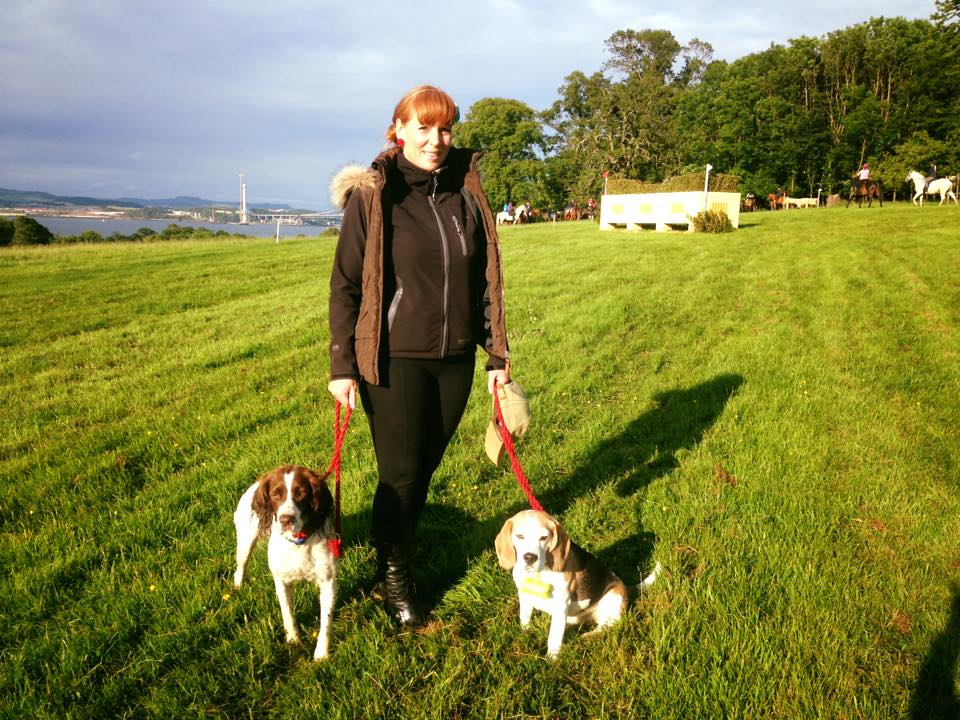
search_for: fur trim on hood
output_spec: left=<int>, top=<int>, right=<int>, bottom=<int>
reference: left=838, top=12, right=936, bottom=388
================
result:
left=330, top=164, right=377, bottom=210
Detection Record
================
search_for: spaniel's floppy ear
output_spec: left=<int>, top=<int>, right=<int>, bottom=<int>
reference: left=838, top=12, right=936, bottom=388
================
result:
left=546, top=515, right=572, bottom=572
left=305, top=467, right=333, bottom=514
left=252, top=469, right=279, bottom=532
left=495, top=517, right=517, bottom=569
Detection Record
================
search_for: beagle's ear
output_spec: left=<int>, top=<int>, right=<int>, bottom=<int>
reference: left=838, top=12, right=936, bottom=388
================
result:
left=546, top=517, right=571, bottom=572
left=495, top=517, right=517, bottom=570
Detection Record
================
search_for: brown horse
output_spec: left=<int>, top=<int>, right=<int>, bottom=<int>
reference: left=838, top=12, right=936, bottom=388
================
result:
left=846, top=180, right=883, bottom=208
left=767, top=189, right=785, bottom=210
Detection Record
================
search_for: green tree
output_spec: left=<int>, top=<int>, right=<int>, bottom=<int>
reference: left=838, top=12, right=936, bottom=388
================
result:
left=677, top=17, right=957, bottom=195
left=12, top=217, right=53, bottom=245
left=935, top=0, right=960, bottom=26
left=603, top=28, right=681, bottom=81
left=0, top=217, right=13, bottom=246
left=545, top=29, right=715, bottom=202
left=455, top=97, right=545, bottom=208
left=537, top=152, right=580, bottom=212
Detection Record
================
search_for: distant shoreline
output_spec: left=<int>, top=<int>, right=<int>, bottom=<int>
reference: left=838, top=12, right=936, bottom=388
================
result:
left=2, top=210, right=127, bottom=220
left=0, top=209, right=332, bottom=228
left=11, top=214, right=339, bottom=240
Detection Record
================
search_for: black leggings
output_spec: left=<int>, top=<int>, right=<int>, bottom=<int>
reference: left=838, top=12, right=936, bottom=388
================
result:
left=359, top=355, right=476, bottom=545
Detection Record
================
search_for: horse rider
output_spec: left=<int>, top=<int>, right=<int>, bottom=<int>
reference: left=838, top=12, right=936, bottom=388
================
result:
left=854, top=163, right=870, bottom=193
left=925, top=162, right=938, bottom=192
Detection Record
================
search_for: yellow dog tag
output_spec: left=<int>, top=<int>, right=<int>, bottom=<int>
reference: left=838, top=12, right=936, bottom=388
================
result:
left=520, top=573, right=552, bottom=599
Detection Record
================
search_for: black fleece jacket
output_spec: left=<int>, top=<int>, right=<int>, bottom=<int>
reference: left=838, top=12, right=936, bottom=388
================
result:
left=330, top=151, right=489, bottom=376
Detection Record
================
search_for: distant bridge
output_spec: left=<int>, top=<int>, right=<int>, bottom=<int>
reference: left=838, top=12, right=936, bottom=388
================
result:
left=248, top=210, right=343, bottom=226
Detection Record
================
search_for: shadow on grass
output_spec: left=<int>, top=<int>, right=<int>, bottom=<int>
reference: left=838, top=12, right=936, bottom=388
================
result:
left=541, top=372, right=744, bottom=509
left=910, top=583, right=960, bottom=719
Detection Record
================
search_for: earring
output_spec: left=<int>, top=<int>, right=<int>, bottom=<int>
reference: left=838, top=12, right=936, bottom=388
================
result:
left=397, top=138, right=405, bottom=148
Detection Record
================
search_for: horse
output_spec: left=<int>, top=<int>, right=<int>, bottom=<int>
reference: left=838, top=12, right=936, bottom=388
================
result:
left=583, top=198, right=598, bottom=220
left=742, top=193, right=758, bottom=212
left=846, top=179, right=883, bottom=208
left=767, top=190, right=785, bottom=210
left=784, top=196, right=818, bottom=209
left=563, top=205, right=579, bottom=221
left=496, top=203, right=531, bottom=226
left=906, top=170, right=958, bottom=206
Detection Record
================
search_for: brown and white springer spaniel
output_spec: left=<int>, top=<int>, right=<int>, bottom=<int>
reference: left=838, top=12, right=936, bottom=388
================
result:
left=233, top=465, right=338, bottom=660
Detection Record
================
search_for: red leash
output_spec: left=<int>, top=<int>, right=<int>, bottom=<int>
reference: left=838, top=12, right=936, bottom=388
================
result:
left=318, top=400, right=352, bottom=558
left=493, top=379, right=543, bottom=512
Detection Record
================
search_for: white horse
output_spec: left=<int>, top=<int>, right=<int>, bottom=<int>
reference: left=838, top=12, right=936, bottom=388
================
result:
left=496, top=204, right=529, bottom=226
left=906, top=170, right=958, bottom=206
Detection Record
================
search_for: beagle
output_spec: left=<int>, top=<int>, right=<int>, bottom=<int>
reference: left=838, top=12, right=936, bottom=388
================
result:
left=495, top=509, right=658, bottom=658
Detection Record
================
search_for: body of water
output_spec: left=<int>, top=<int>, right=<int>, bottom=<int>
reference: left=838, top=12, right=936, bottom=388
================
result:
left=25, top=216, right=338, bottom=239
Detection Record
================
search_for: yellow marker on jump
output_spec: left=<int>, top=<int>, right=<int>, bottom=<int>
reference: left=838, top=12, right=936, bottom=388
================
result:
left=520, top=573, right=552, bottom=599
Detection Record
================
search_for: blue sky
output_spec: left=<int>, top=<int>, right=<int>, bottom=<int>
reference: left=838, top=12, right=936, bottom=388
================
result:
left=0, top=0, right=934, bottom=209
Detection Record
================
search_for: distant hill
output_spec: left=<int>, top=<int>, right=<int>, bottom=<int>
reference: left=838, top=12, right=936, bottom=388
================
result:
left=0, top=188, right=292, bottom=211
left=118, top=195, right=238, bottom=209
left=0, top=188, right=144, bottom=209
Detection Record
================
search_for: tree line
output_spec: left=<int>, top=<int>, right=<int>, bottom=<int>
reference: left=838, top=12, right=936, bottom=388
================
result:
left=456, top=6, right=959, bottom=209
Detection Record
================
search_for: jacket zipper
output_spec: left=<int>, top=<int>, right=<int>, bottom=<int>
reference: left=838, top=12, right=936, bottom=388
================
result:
left=427, top=175, right=450, bottom=357
left=451, top=213, right=468, bottom=256
left=387, top=279, right=403, bottom=331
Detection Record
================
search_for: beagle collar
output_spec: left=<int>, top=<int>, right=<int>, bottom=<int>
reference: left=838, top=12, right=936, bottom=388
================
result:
left=520, top=572, right=553, bottom=599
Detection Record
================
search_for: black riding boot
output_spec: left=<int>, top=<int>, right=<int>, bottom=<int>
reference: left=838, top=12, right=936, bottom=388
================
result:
left=375, top=542, right=426, bottom=628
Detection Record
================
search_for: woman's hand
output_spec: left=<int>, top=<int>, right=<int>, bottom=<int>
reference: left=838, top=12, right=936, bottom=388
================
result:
left=328, top=378, right=358, bottom=409
left=487, top=368, right=510, bottom=394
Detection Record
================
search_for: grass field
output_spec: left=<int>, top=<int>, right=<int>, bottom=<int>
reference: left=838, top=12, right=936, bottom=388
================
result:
left=1, top=203, right=959, bottom=719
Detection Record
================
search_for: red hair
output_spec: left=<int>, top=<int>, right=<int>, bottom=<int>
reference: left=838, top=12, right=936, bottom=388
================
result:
left=385, top=85, right=458, bottom=145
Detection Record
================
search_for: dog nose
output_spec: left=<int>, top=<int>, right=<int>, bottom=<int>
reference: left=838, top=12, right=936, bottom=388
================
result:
left=523, top=552, right=537, bottom=565
left=278, top=514, right=294, bottom=530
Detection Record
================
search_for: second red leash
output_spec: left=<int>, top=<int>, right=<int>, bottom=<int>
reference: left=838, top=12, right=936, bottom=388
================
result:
left=493, top=379, right=543, bottom=512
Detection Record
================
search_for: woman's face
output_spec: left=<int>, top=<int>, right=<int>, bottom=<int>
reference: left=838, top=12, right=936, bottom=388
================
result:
left=395, top=114, right=452, bottom=172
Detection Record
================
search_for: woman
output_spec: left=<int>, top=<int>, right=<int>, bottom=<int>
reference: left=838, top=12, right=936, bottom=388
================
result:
left=328, top=85, right=510, bottom=627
